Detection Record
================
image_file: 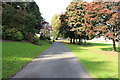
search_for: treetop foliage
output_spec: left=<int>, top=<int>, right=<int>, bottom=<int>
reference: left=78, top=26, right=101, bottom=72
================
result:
left=2, top=1, right=44, bottom=41
left=59, top=1, right=120, bottom=51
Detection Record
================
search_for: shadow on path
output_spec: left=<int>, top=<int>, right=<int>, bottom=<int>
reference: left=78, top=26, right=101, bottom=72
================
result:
left=12, top=42, right=91, bottom=78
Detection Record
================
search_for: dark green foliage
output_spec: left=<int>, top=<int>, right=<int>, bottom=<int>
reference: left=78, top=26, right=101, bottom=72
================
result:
left=59, top=14, right=71, bottom=38
left=39, top=35, right=46, bottom=40
left=22, top=13, right=37, bottom=34
left=2, top=28, right=24, bottom=41
left=40, top=35, right=51, bottom=41
left=2, top=3, right=37, bottom=33
left=26, top=2, right=43, bottom=23
left=2, top=2, right=43, bottom=41
left=32, top=36, right=39, bottom=43
left=46, top=37, right=51, bottom=40
left=0, top=26, right=2, bottom=39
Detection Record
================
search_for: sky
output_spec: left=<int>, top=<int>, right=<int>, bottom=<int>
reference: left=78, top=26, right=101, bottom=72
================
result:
left=34, top=0, right=93, bottom=24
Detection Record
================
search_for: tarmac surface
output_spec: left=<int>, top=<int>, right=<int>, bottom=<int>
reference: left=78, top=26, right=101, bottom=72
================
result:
left=12, top=42, right=91, bottom=78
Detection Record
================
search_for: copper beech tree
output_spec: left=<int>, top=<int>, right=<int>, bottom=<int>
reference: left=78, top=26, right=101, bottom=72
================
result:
left=85, top=2, right=120, bottom=51
left=105, top=2, right=120, bottom=51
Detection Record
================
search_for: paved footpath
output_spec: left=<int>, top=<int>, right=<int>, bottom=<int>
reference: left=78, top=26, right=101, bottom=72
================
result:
left=12, top=42, right=91, bottom=78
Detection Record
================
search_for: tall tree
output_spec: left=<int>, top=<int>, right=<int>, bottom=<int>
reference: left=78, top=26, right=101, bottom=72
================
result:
left=85, top=2, right=120, bottom=51
left=59, top=13, right=74, bottom=43
left=64, top=2, right=88, bottom=44
left=2, top=1, right=44, bottom=41
left=84, top=2, right=107, bottom=39
left=105, top=2, right=120, bottom=51
left=51, top=14, right=61, bottom=39
left=26, top=2, right=43, bottom=24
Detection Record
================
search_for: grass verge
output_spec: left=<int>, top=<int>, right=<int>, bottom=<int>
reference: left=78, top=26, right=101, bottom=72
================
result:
left=2, top=41, right=52, bottom=78
left=64, top=42, right=118, bottom=78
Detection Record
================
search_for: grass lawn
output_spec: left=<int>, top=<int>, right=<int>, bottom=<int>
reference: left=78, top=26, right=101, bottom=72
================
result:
left=2, top=41, right=52, bottom=78
left=64, top=42, right=118, bottom=78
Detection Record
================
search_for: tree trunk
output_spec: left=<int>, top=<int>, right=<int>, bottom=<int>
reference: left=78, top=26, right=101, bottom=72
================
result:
left=112, top=39, right=116, bottom=51
left=73, top=38, right=75, bottom=44
left=75, top=39, right=77, bottom=43
left=78, top=38, right=81, bottom=45
left=70, top=38, right=72, bottom=43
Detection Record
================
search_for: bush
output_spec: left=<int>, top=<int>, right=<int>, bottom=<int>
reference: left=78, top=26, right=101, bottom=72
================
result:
left=40, top=35, right=51, bottom=41
left=40, top=35, right=47, bottom=40
left=25, top=33, right=35, bottom=42
left=0, top=26, right=2, bottom=39
left=2, top=28, right=24, bottom=41
left=46, top=37, right=51, bottom=40
left=25, top=33, right=39, bottom=43
left=32, top=36, right=39, bottom=43
left=15, top=31, right=24, bottom=41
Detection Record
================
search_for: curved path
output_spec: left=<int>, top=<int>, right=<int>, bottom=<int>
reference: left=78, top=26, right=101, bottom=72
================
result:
left=12, top=42, right=91, bottom=78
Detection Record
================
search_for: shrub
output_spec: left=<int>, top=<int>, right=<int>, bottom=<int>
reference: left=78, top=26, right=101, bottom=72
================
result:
left=2, top=28, right=24, bottom=41
left=0, top=26, right=2, bottom=39
left=25, top=33, right=40, bottom=43
left=40, top=35, right=47, bottom=40
left=40, top=35, right=51, bottom=41
left=32, top=36, right=39, bottom=43
left=25, top=33, right=35, bottom=42
left=46, top=37, right=51, bottom=40
left=14, top=31, right=24, bottom=41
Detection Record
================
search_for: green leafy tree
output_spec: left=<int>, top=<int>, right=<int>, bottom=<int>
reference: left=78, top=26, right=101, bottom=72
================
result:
left=2, top=4, right=37, bottom=34
left=26, top=2, right=43, bottom=24
left=51, top=14, right=61, bottom=39
left=2, top=1, right=44, bottom=41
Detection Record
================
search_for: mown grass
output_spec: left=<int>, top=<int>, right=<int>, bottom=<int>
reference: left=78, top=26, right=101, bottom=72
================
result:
left=64, top=42, right=118, bottom=78
left=2, top=41, right=51, bottom=78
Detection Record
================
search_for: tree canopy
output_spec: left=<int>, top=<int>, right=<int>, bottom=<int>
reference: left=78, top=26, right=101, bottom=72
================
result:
left=51, top=14, right=61, bottom=39
left=59, top=1, right=120, bottom=51
left=2, top=1, right=44, bottom=41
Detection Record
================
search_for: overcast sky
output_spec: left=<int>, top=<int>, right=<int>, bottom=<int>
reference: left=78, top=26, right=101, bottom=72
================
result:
left=34, top=0, right=93, bottom=24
